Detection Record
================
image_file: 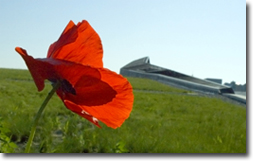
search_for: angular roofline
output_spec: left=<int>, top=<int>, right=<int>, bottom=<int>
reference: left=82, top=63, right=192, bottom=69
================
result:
left=120, top=57, right=246, bottom=104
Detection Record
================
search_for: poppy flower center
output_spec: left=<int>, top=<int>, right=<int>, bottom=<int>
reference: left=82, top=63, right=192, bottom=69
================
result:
left=50, top=79, right=76, bottom=95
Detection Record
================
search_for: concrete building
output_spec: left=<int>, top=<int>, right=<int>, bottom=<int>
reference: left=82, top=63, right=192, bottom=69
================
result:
left=205, top=78, right=222, bottom=85
left=120, top=57, right=246, bottom=104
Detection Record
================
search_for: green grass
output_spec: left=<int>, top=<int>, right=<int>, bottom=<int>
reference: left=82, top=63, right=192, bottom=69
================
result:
left=0, top=68, right=246, bottom=153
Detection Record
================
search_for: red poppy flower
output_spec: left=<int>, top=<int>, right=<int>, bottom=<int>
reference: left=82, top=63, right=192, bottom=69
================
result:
left=15, top=20, right=134, bottom=129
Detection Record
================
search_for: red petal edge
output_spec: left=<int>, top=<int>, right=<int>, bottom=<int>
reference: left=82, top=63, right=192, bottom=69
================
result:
left=47, top=20, right=103, bottom=68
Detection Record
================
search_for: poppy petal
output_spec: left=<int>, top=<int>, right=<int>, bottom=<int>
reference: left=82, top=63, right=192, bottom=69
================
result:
left=65, top=75, right=117, bottom=106
left=15, top=47, right=54, bottom=91
left=47, top=21, right=78, bottom=59
left=64, top=100, right=101, bottom=128
left=15, top=47, right=78, bottom=91
left=84, top=68, right=134, bottom=128
left=53, top=64, right=118, bottom=106
left=47, top=20, right=103, bottom=67
left=57, top=67, right=134, bottom=129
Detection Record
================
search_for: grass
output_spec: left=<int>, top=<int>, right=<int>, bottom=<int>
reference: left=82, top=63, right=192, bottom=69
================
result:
left=0, top=68, right=246, bottom=153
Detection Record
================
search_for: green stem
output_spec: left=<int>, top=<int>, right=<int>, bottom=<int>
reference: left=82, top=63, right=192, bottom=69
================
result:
left=25, top=82, right=60, bottom=153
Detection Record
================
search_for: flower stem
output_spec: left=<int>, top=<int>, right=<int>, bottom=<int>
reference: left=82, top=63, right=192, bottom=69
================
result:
left=25, top=82, right=60, bottom=153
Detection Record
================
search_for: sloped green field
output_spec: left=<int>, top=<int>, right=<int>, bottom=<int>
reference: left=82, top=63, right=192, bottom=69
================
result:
left=0, top=68, right=246, bottom=153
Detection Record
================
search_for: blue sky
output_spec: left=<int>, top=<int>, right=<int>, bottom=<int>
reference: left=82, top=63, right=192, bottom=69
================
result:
left=0, top=0, right=246, bottom=84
